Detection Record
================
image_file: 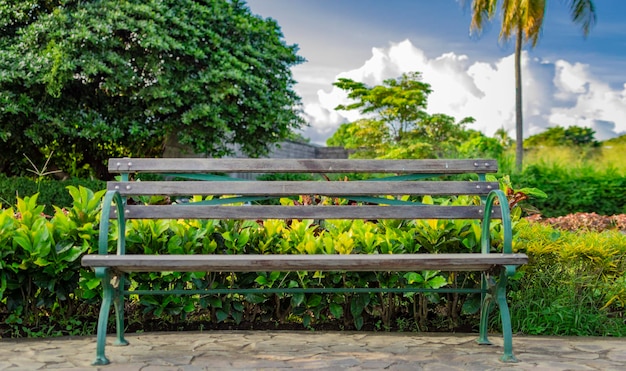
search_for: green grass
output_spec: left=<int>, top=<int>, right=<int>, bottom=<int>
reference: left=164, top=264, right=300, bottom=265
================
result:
left=508, top=221, right=626, bottom=336
left=521, top=144, right=626, bottom=176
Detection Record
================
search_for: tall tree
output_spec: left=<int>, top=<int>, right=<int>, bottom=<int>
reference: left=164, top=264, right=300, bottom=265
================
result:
left=0, top=0, right=304, bottom=178
left=334, top=72, right=432, bottom=142
left=524, top=125, right=599, bottom=147
left=329, top=72, right=473, bottom=159
left=465, top=0, right=596, bottom=171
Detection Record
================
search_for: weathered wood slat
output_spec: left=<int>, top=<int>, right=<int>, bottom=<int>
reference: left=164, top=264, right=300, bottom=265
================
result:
left=82, top=253, right=528, bottom=272
left=108, top=181, right=500, bottom=197
left=114, top=205, right=500, bottom=220
left=108, top=158, right=498, bottom=174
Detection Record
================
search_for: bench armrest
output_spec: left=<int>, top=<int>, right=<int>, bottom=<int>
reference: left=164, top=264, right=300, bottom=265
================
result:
left=99, top=190, right=126, bottom=255
left=480, top=189, right=513, bottom=255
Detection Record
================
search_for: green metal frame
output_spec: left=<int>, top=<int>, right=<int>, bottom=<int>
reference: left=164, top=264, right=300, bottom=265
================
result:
left=92, top=190, right=128, bottom=365
left=91, top=171, right=521, bottom=364
left=476, top=189, right=519, bottom=363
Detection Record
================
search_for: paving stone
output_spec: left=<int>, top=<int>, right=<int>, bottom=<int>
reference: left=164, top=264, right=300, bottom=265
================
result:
left=580, top=359, right=626, bottom=371
left=190, top=358, right=236, bottom=368
left=96, top=363, right=146, bottom=371
left=571, top=343, right=610, bottom=353
left=606, top=349, right=626, bottom=362
left=561, top=351, right=600, bottom=360
left=40, top=362, right=82, bottom=370
left=357, top=360, right=397, bottom=369
left=231, top=359, right=291, bottom=368
left=179, top=365, right=212, bottom=371
left=32, top=354, right=66, bottom=364
left=0, top=332, right=625, bottom=370
left=308, top=355, right=361, bottom=368
left=423, top=363, right=467, bottom=371
left=2, top=360, right=46, bottom=370
left=439, top=336, right=476, bottom=345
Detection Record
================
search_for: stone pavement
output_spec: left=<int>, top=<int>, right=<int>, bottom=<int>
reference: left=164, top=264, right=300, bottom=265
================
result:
left=0, top=331, right=624, bottom=370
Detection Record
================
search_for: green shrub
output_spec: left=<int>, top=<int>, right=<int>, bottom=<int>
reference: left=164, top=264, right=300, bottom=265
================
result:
left=1, top=190, right=510, bottom=335
left=2, top=188, right=623, bottom=338
left=511, top=164, right=626, bottom=217
left=510, top=221, right=625, bottom=336
left=0, top=174, right=105, bottom=214
left=116, top=207, right=492, bottom=331
left=0, top=187, right=105, bottom=337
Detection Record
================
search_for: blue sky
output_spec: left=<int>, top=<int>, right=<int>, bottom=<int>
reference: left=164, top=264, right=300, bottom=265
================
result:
left=246, top=0, right=626, bottom=144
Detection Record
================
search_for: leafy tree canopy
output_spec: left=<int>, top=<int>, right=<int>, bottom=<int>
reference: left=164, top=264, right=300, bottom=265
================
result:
left=328, top=72, right=475, bottom=159
left=0, top=0, right=304, bottom=178
left=524, top=126, right=600, bottom=148
left=457, top=130, right=505, bottom=160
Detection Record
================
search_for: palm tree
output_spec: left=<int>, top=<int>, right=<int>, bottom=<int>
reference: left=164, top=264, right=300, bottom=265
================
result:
left=465, top=0, right=596, bottom=171
left=494, top=126, right=513, bottom=148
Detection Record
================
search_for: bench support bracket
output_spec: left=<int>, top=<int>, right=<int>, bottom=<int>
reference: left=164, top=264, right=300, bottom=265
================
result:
left=92, top=268, right=128, bottom=366
left=496, top=268, right=518, bottom=363
left=476, top=270, right=519, bottom=363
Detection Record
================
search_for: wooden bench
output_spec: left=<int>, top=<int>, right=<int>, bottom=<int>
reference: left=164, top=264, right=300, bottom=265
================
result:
left=81, top=158, right=528, bottom=365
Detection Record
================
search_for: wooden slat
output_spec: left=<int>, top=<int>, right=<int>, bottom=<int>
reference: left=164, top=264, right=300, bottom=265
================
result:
left=81, top=253, right=529, bottom=272
left=113, top=205, right=501, bottom=220
left=108, top=181, right=500, bottom=196
left=108, top=158, right=498, bottom=174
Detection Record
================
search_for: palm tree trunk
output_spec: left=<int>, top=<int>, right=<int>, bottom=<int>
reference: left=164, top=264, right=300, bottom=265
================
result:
left=514, top=29, right=524, bottom=172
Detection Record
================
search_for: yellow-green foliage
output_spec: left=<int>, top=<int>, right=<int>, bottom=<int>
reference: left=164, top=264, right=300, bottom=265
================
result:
left=513, top=220, right=626, bottom=331
left=3, top=188, right=624, bottom=337
left=524, top=144, right=626, bottom=176
left=515, top=220, right=626, bottom=277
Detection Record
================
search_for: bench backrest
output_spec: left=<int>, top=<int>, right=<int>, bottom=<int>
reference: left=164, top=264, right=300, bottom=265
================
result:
left=106, top=158, right=501, bottom=221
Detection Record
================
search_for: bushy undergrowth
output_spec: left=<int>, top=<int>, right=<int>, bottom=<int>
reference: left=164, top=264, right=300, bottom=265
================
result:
left=0, top=187, right=105, bottom=337
left=1, top=187, right=624, bottom=338
left=503, top=145, right=626, bottom=217
left=2, top=189, right=503, bottom=336
left=510, top=163, right=626, bottom=217
left=523, top=144, right=626, bottom=176
left=511, top=221, right=625, bottom=336
left=0, top=174, right=105, bottom=215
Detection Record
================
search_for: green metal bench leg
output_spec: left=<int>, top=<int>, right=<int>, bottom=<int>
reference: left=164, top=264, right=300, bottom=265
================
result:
left=92, top=269, right=128, bottom=365
left=93, top=268, right=113, bottom=366
left=113, top=273, right=129, bottom=347
left=495, top=271, right=519, bottom=363
left=477, top=273, right=493, bottom=346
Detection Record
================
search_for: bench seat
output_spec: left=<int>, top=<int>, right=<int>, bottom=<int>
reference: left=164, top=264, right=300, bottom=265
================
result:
left=82, top=253, right=528, bottom=272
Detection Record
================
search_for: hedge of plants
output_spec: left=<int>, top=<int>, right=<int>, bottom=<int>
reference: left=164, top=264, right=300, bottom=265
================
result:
left=3, top=160, right=625, bottom=219
left=1, top=186, right=624, bottom=338
left=0, top=174, right=105, bottom=215
left=510, top=163, right=626, bottom=217
left=511, top=219, right=625, bottom=336
left=0, top=188, right=502, bottom=335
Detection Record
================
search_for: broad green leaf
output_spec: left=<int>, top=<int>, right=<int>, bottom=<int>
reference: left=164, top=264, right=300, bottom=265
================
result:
left=85, top=278, right=101, bottom=290
left=426, top=276, right=447, bottom=289
left=329, top=303, right=343, bottom=319
left=215, top=309, right=229, bottom=323
left=291, top=293, right=305, bottom=307
left=404, top=272, right=424, bottom=284
left=307, top=294, right=323, bottom=308
left=207, top=297, right=223, bottom=309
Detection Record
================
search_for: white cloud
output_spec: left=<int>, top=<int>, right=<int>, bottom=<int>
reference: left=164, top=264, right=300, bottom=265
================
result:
left=549, top=61, right=626, bottom=140
left=297, top=39, right=626, bottom=144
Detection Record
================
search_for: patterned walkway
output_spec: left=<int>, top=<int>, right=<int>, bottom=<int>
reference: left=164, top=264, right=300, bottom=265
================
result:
left=1, top=331, right=624, bottom=370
